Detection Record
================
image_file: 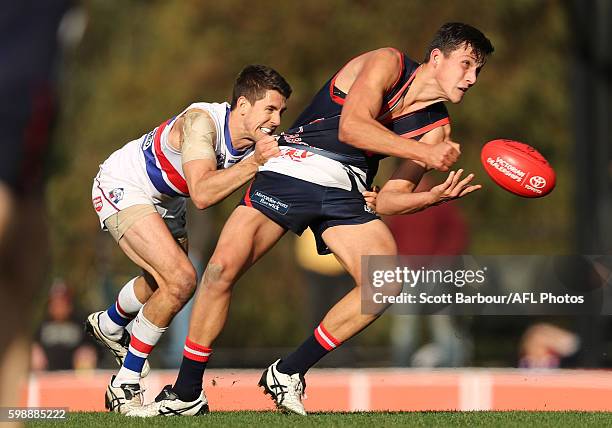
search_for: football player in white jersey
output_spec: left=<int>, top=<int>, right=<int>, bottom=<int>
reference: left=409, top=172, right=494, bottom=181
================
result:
left=85, top=65, right=292, bottom=414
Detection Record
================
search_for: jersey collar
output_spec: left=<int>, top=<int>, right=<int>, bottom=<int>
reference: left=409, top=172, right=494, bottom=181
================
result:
left=224, top=106, right=248, bottom=156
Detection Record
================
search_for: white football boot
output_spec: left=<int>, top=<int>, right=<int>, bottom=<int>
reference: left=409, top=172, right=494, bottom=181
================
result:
left=126, top=385, right=209, bottom=417
left=85, top=311, right=150, bottom=377
left=259, top=359, right=307, bottom=416
left=105, top=375, right=143, bottom=414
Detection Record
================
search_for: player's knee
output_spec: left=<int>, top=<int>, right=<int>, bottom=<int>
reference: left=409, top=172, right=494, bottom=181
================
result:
left=202, top=259, right=235, bottom=292
left=165, top=263, right=197, bottom=305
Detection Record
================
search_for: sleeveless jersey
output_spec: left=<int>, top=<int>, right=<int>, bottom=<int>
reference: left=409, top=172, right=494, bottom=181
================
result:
left=277, top=50, right=450, bottom=187
left=100, top=102, right=252, bottom=203
left=141, top=102, right=252, bottom=198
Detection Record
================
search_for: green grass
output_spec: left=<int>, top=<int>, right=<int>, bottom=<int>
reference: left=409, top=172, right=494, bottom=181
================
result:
left=27, top=411, right=612, bottom=427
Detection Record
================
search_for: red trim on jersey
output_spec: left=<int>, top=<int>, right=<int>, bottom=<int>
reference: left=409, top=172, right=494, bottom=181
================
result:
left=329, top=70, right=348, bottom=106
left=387, top=48, right=405, bottom=92
left=243, top=182, right=253, bottom=207
left=329, top=51, right=365, bottom=106
left=378, top=63, right=421, bottom=119
left=400, top=117, right=450, bottom=139
left=130, top=335, right=154, bottom=354
left=95, top=179, right=120, bottom=212
left=329, top=48, right=407, bottom=108
left=153, top=120, right=189, bottom=195
left=380, top=109, right=412, bottom=125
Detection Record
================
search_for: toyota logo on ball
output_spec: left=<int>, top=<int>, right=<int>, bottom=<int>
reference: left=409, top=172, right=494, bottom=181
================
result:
left=529, top=176, right=547, bottom=189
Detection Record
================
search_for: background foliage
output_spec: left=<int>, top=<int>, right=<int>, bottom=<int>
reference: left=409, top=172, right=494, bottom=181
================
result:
left=48, top=0, right=572, bottom=364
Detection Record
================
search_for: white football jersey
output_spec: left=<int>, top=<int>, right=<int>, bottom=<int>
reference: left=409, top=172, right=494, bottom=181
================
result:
left=92, top=102, right=253, bottom=227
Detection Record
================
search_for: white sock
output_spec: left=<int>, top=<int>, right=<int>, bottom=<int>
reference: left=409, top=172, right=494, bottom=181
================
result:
left=113, top=306, right=167, bottom=386
left=99, top=277, right=144, bottom=338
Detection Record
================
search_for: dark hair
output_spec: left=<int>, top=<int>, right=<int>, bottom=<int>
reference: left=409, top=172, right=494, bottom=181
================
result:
left=230, top=65, right=292, bottom=109
left=423, top=22, right=494, bottom=65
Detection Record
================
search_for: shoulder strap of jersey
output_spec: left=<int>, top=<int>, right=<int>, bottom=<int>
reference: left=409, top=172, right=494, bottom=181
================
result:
left=377, top=53, right=421, bottom=121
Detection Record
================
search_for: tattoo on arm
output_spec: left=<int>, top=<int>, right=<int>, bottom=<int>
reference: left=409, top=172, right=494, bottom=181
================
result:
left=181, top=110, right=217, bottom=164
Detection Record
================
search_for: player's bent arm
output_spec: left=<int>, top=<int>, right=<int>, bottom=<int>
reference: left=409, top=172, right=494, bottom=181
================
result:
left=375, top=127, right=447, bottom=214
left=402, top=124, right=450, bottom=169
left=376, top=160, right=434, bottom=215
left=377, top=166, right=481, bottom=216
left=339, top=49, right=427, bottom=161
left=179, top=109, right=261, bottom=210
left=183, top=156, right=260, bottom=210
left=339, top=50, right=460, bottom=170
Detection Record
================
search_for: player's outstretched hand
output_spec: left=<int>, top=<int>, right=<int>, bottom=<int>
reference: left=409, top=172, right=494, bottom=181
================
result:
left=428, top=169, right=481, bottom=205
left=362, top=185, right=380, bottom=212
left=424, top=140, right=461, bottom=171
left=253, top=135, right=280, bottom=165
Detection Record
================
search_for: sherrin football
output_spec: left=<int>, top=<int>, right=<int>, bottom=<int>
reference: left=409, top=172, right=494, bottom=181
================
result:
left=480, top=139, right=556, bottom=198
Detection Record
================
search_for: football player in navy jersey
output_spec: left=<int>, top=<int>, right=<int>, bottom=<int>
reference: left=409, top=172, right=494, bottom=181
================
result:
left=132, top=22, right=493, bottom=417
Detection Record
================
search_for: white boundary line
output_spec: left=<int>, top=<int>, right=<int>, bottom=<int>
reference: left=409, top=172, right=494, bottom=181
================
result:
left=27, top=374, right=39, bottom=407
left=349, top=372, right=370, bottom=411
left=459, top=372, right=492, bottom=410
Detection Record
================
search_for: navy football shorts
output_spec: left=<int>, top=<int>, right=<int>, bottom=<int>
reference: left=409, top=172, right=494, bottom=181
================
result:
left=240, top=171, right=379, bottom=255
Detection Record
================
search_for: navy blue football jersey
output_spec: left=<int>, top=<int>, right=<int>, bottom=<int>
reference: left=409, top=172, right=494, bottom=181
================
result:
left=279, top=50, right=449, bottom=186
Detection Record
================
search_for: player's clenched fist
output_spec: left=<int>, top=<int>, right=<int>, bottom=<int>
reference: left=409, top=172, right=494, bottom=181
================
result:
left=423, top=140, right=461, bottom=171
left=253, top=135, right=280, bottom=165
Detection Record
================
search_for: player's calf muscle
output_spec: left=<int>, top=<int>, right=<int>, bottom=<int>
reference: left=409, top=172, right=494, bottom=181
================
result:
left=137, top=273, right=158, bottom=300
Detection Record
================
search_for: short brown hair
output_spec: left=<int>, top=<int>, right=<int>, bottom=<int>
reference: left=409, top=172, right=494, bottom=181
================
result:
left=230, top=65, right=292, bottom=109
left=424, top=22, right=494, bottom=65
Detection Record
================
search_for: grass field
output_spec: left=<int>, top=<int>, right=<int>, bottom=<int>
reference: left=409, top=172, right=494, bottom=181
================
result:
left=27, top=411, right=612, bottom=427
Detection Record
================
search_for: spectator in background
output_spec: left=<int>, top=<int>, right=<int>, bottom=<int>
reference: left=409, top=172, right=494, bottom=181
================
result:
left=31, top=281, right=98, bottom=371
left=386, top=174, right=471, bottom=367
